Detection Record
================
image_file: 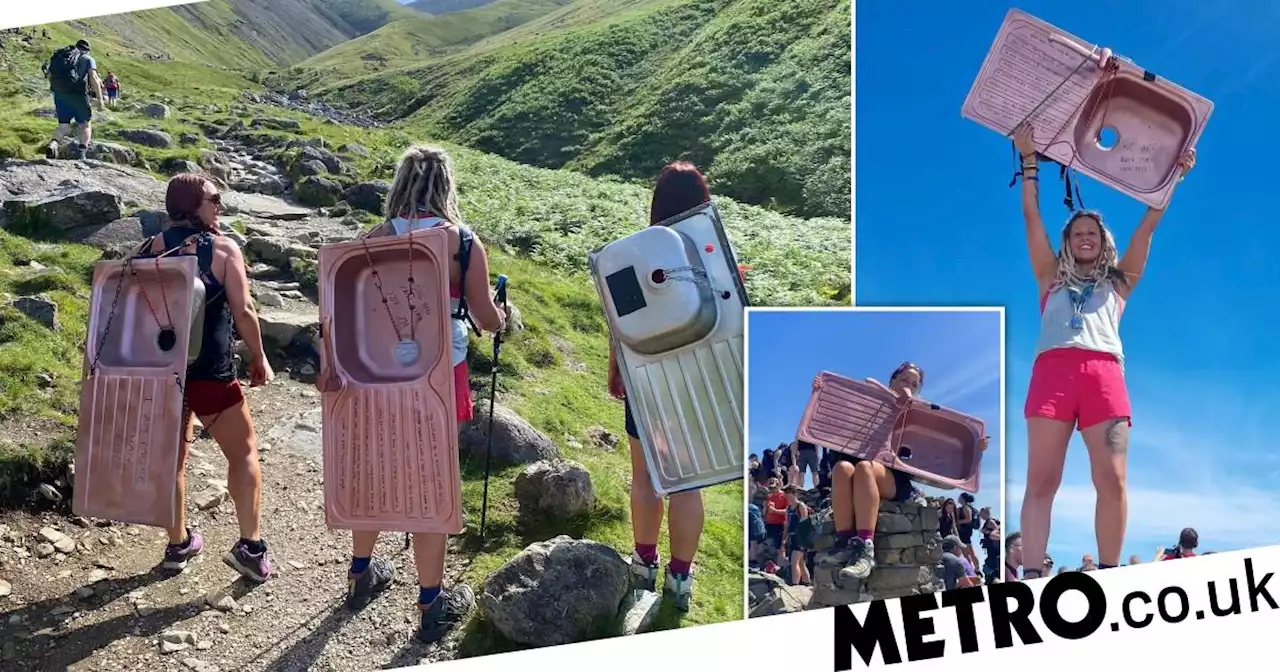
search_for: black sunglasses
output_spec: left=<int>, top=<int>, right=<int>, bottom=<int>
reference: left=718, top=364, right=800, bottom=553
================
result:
left=207, top=193, right=222, bottom=206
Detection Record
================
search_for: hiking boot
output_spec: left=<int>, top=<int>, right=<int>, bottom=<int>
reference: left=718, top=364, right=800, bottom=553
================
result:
left=817, top=536, right=860, bottom=568
left=222, top=539, right=273, bottom=583
left=417, top=585, right=475, bottom=645
left=44, top=141, right=58, bottom=160
left=839, top=538, right=877, bottom=581
left=67, top=143, right=87, bottom=160
left=663, top=566, right=694, bottom=612
left=162, top=528, right=204, bottom=570
left=629, top=550, right=660, bottom=592
left=346, top=557, right=395, bottom=611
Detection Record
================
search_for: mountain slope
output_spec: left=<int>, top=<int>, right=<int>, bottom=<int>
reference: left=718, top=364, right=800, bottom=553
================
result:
left=45, top=0, right=415, bottom=69
left=300, top=0, right=851, bottom=218
left=289, top=0, right=575, bottom=80
left=409, top=0, right=499, bottom=14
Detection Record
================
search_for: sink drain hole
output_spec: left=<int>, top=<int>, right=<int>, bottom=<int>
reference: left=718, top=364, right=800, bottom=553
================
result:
left=157, top=327, right=177, bottom=352
left=1096, top=125, right=1119, bottom=151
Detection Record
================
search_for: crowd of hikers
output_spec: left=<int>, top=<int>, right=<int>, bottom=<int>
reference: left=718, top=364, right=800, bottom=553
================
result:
left=52, top=47, right=728, bottom=638
left=1004, top=527, right=1206, bottom=579
left=745, top=364, right=998, bottom=593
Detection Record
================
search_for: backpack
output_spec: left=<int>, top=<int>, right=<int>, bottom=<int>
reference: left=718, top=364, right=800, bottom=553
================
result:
left=453, top=226, right=480, bottom=334
left=747, top=504, right=765, bottom=540
left=48, top=46, right=85, bottom=93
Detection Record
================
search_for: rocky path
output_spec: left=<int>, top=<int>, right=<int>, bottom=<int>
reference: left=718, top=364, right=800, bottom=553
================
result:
left=0, top=378, right=474, bottom=672
left=0, top=154, right=476, bottom=671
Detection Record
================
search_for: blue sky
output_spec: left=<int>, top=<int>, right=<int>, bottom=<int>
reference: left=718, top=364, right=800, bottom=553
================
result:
left=855, top=1, right=1280, bottom=565
left=746, top=309, right=1002, bottom=507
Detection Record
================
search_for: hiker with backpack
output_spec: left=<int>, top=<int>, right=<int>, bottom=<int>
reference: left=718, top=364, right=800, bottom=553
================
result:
left=315, top=144, right=509, bottom=645
left=103, top=71, right=121, bottom=108
left=45, top=39, right=104, bottom=160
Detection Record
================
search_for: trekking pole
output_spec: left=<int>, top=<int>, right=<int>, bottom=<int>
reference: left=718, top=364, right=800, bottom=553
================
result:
left=478, top=275, right=509, bottom=539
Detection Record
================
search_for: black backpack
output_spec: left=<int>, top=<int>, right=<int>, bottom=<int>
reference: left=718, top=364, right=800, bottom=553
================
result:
left=48, top=46, right=85, bottom=93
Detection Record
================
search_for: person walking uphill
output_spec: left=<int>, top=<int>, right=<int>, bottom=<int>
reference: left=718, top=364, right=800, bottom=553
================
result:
left=317, top=144, right=508, bottom=645
left=1011, top=121, right=1196, bottom=579
left=45, top=39, right=104, bottom=160
left=607, top=161, right=723, bottom=612
left=128, top=173, right=276, bottom=582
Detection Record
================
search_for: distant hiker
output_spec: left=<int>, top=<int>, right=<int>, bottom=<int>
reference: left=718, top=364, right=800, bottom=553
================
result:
left=607, top=161, right=719, bottom=612
left=791, top=440, right=820, bottom=489
left=1159, top=528, right=1198, bottom=561
left=45, top=39, right=104, bottom=160
left=782, top=484, right=813, bottom=586
left=128, top=174, right=275, bottom=583
left=1012, top=121, right=1196, bottom=578
left=103, top=71, right=121, bottom=107
left=818, top=363, right=990, bottom=582
left=956, top=492, right=976, bottom=544
left=317, top=145, right=508, bottom=645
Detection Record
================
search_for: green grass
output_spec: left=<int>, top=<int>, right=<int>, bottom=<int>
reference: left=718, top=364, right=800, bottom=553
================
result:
left=287, top=0, right=576, bottom=81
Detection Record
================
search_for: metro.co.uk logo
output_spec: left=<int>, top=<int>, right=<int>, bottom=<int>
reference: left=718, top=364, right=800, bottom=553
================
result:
left=833, top=558, right=1277, bottom=669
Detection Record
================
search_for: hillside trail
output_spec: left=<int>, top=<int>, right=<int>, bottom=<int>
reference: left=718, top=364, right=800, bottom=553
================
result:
left=0, top=154, right=485, bottom=671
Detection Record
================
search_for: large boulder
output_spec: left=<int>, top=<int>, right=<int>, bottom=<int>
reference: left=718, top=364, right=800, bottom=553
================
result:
left=459, top=403, right=560, bottom=465
left=343, top=181, right=389, bottom=215
left=294, top=176, right=343, bottom=208
left=479, top=536, right=630, bottom=647
left=1, top=189, right=123, bottom=239
left=514, top=459, right=595, bottom=520
left=115, top=129, right=173, bottom=149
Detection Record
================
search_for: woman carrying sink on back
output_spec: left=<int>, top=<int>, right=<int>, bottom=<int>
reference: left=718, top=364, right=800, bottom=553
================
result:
left=1011, top=121, right=1195, bottom=580
left=133, top=173, right=275, bottom=584
left=816, top=363, right=989, bottom=581
left=316, top=144, right=508, bottom=645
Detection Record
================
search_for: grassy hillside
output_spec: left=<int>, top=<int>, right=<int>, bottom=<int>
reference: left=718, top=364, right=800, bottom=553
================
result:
left=38, top=0, right=414, bottom=69
left=294, top=0, right=851, bottom=219
left=290, top=0, right=576, bottom=80
left=410, top=0, right=500, bottom=13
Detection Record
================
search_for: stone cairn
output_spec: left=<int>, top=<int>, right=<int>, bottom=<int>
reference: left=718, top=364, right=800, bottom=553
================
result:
left=749, top=488, right=945, bottom=617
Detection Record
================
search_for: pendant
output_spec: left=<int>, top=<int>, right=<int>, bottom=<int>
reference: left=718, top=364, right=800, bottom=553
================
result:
left=394, top=339, right=420, bottom=367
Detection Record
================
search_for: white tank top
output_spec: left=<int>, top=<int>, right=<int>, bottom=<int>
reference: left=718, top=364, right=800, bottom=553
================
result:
left=1034, top=280, right=1125, bottom=367
left=389, top=215, right=468, bottom=368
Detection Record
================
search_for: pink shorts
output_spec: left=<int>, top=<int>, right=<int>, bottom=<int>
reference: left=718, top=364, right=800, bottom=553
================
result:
left=1024, top=347, right=1131, bottom=429
left=454, top=361, right=474, bottom=423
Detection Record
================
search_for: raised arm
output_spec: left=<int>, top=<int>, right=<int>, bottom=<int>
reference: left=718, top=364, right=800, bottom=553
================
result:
left=1115, top=149, right=1196, bottom=299
left=1013, top=123, right=1058, bottom=288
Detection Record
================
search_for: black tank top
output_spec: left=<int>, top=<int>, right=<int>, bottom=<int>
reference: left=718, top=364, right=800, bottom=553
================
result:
left=136, top=225, right=235, bottom=381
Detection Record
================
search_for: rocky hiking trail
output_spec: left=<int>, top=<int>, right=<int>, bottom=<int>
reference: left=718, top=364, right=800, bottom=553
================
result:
left=0, top=151, right=662, bottom=671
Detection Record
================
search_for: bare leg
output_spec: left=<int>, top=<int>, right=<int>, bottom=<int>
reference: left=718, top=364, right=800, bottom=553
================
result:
left=1081, top=418, right=1129, bottom=567
left=166, top=410, right=196, bottom=544
left=1019, top=418, right=1075, bottom=577
left=628, top=437, right=664, bottom=547
left=352, top=531, right=379, bottom=559
left=830, top=461, right=856, bottom=533
left=852, top=461, right=898, bottom=531
left=204, top=401, right=262, bottom=541
left=411, top=533, right=447, bottom=588
left=667, top=490, right=704, bottom=567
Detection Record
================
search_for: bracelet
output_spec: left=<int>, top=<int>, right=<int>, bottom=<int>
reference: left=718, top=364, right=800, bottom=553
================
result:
left=1023, top=175, right=1038, bottom=182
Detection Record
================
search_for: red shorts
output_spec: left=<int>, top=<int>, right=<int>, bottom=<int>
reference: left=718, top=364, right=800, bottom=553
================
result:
left=1024, top=347, right=1131, bottom=429
left=185, top=379, right=245, bottom=418
left=454, top=361, right=473, bottom=423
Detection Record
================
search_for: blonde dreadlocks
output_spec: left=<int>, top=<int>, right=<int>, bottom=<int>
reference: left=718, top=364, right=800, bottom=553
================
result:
left=1054, top=210, right=1128, bottom=290
left=384, top=145, right=465, bottom=226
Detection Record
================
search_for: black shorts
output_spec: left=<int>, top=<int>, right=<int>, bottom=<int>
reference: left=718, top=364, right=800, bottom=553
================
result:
left=765, top=522, right=784, bottom=548
left=624, top=398, right=639, bottom=439
left=830, top=452, right=913, bottom=502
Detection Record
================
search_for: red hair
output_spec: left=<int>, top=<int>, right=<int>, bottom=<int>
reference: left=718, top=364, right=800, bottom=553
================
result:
left=165, top=173, right=214, bottom=230
left=649, top=161, right=710, bottom=225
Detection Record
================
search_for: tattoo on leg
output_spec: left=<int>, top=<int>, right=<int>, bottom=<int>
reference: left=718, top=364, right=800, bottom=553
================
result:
left=1105, top=420, right=1128, bottom=455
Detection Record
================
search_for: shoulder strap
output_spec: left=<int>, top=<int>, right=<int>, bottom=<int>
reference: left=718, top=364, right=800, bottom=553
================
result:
left=452, top=226, right=480, bottom=334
